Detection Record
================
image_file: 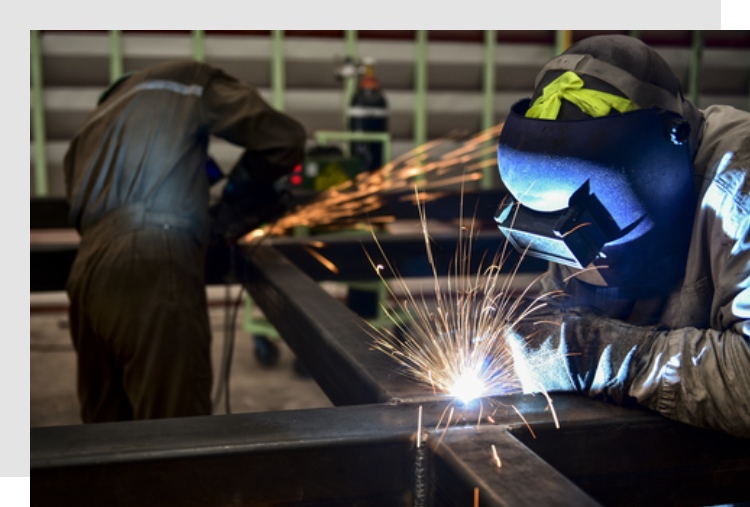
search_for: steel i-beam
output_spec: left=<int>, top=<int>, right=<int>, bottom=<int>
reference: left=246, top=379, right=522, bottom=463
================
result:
left=31, top=236, right=750, bottom=507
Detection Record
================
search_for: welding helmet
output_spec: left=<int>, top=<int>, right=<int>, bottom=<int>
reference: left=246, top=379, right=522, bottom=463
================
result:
left=495, top=35, right=702, bottom=298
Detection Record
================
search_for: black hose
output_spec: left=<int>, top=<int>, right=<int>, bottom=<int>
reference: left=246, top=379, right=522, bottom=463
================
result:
left=210, top=218, right=280, bottom=415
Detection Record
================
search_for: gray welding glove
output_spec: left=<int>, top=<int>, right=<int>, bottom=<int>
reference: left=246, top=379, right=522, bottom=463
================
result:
left=505, top=306, right=659, bottom=404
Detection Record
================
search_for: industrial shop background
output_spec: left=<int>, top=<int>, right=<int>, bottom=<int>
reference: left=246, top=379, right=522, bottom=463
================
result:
left=30, top=29, right=750, bottom=425
left=30, top=30, right=750, bottom=199
left=28, top=30, right=750, bottom=507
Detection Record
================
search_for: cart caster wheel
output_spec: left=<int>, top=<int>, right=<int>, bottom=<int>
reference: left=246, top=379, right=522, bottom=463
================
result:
left=254, top=335, right=280, bottom=367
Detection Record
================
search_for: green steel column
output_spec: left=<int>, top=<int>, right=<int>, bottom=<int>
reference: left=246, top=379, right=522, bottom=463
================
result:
left=481, top=30, right=496, bottom=189
left=688, top=30, right=704, bottom=107
left=271, top=30, right=285, bottom=111
left=30, top=30, right=48, bottom=197
left=414, top=30, right=428, bottom=150
left=482, top=30, right=497, bottom=131
left=109, top=30, right=124, bottom=81
left=343, top=30, right=358, bottom=130
left=192, top=30, right=205, bottom=62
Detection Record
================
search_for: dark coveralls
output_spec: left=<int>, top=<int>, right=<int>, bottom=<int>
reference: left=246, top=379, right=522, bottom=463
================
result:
left=63, top=60, right=306, bottom=422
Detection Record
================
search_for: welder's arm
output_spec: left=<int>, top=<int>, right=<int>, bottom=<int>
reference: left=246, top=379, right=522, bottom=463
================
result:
left=629, top=320, right=750, bottom=439
left=510, top=225, right=750, bottom=439
left=508, top=305, right=750, bottom=439
left=630, top=222, right=750, bottom=439
left=506, top=307, right=658, bottom=405
left=208, top=163, right=292, bottom=242
left=629, top=165, right=750, bottom=439
left=201, top=69, right=306, bottom=241
left=201, top=68, right=307, bottom=183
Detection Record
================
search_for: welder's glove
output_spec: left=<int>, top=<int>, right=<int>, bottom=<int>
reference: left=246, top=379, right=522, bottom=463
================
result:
left=505, top=306, right=659, bottom=404
left=209, top=173, right=292, bottom=243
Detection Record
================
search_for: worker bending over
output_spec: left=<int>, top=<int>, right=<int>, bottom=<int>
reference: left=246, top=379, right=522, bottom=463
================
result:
left=64, top=60, right=306, bottom=422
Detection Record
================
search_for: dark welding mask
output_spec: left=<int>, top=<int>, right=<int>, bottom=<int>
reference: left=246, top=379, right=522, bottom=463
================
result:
left=495, top=97, right=696, bottom=298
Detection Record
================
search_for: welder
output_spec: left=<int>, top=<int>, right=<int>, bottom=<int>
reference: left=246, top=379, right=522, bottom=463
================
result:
left=496, top=35, right=750, bottom=438
left=64, top=60, right=306, bottom=422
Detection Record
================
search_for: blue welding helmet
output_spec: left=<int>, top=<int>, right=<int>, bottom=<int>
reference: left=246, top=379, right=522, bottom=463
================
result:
left=495, top=98, right=696, bottom=297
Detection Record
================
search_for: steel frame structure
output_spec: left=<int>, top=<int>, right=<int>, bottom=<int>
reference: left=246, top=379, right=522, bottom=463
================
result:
left=32, top=228, right=750, bottom=507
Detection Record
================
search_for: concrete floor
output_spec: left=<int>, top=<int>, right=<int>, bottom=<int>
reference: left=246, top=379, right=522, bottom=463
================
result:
left=30, top=285, right=334, bottom=428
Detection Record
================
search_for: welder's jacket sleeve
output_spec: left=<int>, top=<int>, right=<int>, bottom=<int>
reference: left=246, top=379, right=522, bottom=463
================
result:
left=538, top=105, right=750, bottom=439
left=64, top=60, right=306, bottom=240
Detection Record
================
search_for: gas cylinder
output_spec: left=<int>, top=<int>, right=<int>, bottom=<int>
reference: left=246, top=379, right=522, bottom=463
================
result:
left=348, top=57, right=388, bottom=171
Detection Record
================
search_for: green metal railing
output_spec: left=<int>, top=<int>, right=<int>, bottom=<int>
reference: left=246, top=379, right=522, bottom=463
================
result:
left=342, top=30, right=358, bottom=129
left=413, top=30, right=428, bottom=150
left=192, top=30, right=205, bottom=63
left=109, top=30, right=124, bottom=81
left=30, top=30, right=47, bottom=196
left=481, top=30, right=497, bottom=189
left=271, top=30, right=284, bottom=111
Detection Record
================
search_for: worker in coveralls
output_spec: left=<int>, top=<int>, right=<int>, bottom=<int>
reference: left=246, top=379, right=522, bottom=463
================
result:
left=497, top=35, right=750, bottom=438
left=64, top=60, right=306, bottom=422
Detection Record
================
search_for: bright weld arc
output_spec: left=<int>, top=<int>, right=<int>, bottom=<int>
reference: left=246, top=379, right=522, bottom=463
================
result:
left=450, top=369, right=487, bottom=405
left=250, top=121, right=562, bottom=435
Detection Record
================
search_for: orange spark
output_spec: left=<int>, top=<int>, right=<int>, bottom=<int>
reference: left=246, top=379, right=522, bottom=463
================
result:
left=301, top=246, right=339, bottom=274
left=491, top=444, right=502, bottom=468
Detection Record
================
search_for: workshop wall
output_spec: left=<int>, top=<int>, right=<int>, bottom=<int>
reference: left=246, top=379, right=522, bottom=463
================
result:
left=30, top=30, right=750, bottom=198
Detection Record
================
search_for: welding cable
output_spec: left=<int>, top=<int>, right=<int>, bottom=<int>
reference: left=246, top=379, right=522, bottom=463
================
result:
left=218, top=271, right=244, bottom=415
left=211, top=244, right=242, bottom=414
left=210, top=251, right=235, bottom=413
left=210, top=217, right=281, bottom=415
left=212, top=258, right=231, bottom=413
left=223, top=280, right=238, bottom=415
